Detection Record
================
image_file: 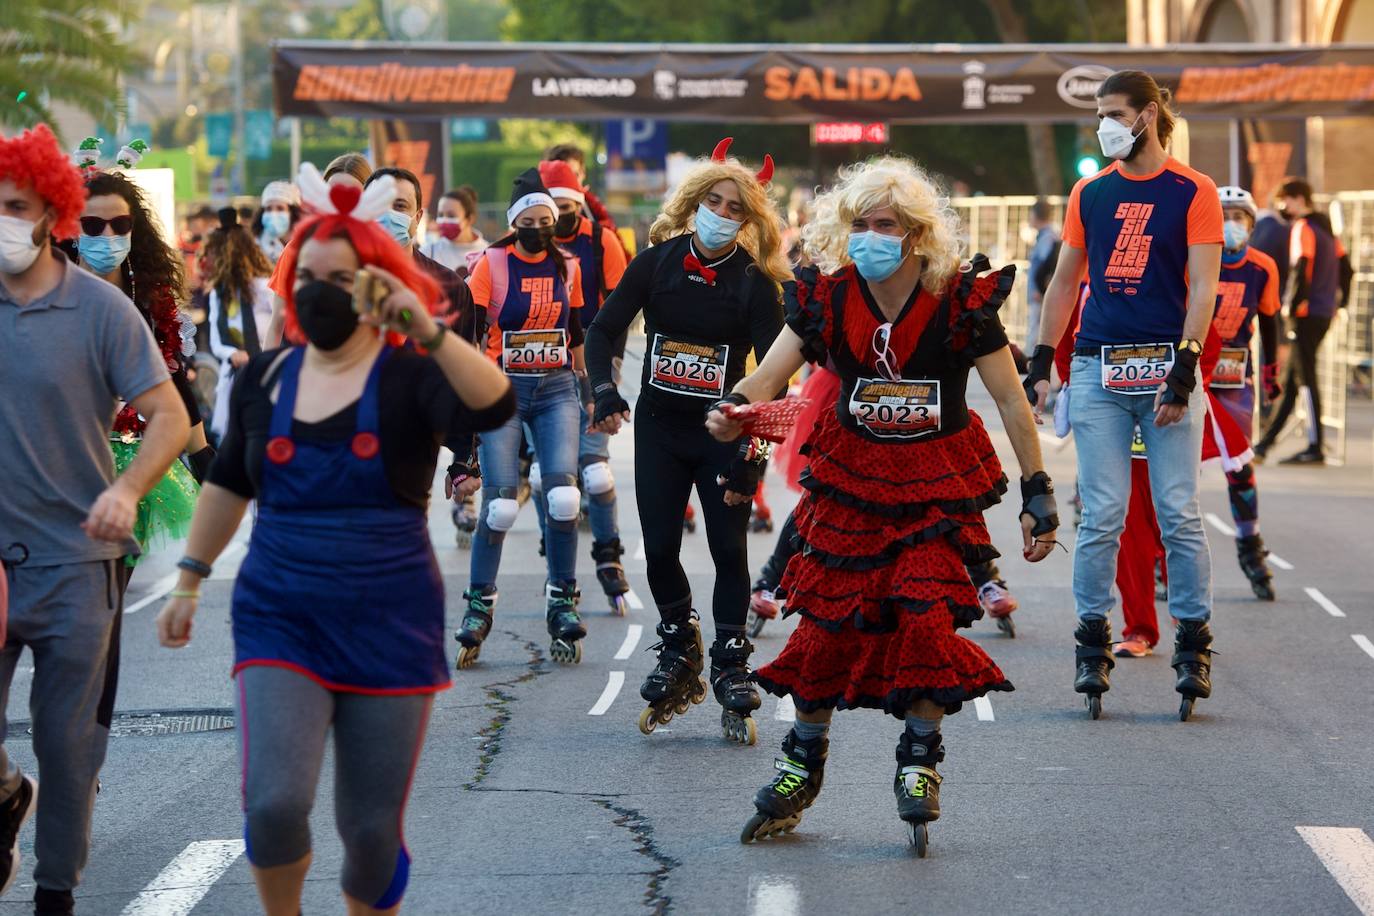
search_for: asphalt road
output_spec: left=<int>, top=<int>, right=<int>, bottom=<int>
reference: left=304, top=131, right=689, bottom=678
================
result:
left=4, top=352, right=1374, bottom=916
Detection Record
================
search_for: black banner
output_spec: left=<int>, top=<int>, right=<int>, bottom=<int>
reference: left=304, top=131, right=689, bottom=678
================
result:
left=368, top=119, right=448, bottom=216
left=274, top=41, right=1374, bottom=123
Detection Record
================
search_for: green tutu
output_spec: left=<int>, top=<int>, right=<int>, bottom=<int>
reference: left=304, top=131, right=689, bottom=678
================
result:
left=110, top=437, right=200, bottom=567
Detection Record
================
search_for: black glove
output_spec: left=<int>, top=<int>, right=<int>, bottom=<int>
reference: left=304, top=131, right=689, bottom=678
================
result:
left=186, top=445, right=217, bottom=485
left=708, top=391, right=749, bottom=416
left=1019, top=471, right=1059, bottom=537
left=591, top=382, right=631, bottom=425
left=1159, top=346, right=1199, bottom=407
left=717, top=436, right=769, bottom=497
left=445, top=456, right=481, bottom=500
left=1022, top=344, right=1056, bottom=405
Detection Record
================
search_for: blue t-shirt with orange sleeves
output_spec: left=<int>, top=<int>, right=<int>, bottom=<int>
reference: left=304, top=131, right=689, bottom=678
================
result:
left=1213, top=247, right=1280, bottom=353
left=466, top=245, right=584, bottom=366
left=1062, top=157, right=1224, bottom=349
left=555, top=215, right=628, bottom=327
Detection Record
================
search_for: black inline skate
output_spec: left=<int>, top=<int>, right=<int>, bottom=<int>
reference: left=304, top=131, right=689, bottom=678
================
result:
left=894, top=731, right=943, bottom=857
left=1074, top=616, right=1115, bottom=719
left=682, top=504, right=697, bottom=534
left=1236, top=534, right=1275, bottom=601
left=741, top=729, right=828, bottom=843
left=451, top=494, right=477, bottom=549
left=711, top=635, right=761, bottom=745
left=748, top=505, right=774, bottom=533
left=638, top=614, right=706, bottom=734
left=1172, top=619, right=1213, bottom=721
left=455, top=586, right=496, bottom=669
left=546, top=581, right=585, bottom=664
left=592, top=538, right=630, bottom=616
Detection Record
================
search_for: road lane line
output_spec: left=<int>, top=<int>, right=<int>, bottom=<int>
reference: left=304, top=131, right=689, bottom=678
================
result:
left=1270, top=554, right=1294, bottom=570
left=588, top=671, right=625, bottom=716
left=1205, top=512, right=1236, bottom=538
left=120, top=839, right=245, bottom=916
left=614, top=625, right=644, bottom=660
left=123, top=572, right=179, bottom=615
left=748, top=875, right=800, bottom=916
left=1353, top=635, right=1374, bottom=662
left=774, top=695, right=795, bottom=721
left=973, top=696, right=995, bottom=721
left=1296, top=826, right=1374, bottom=915
left=634, top=538, right=646, bottom=561
left=626, top=588, right=644, bottom=610
left=1305, top=587, right=1347, bottom=618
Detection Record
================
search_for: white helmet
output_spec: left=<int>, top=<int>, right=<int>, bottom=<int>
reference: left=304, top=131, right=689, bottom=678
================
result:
left=1217, top=186, right=1256, bottom=219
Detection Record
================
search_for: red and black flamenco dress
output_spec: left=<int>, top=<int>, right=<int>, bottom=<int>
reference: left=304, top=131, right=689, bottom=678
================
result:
left=757, top=256, right=1017, bottom=717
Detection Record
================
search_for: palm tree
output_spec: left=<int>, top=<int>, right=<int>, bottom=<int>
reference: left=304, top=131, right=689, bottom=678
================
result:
left=0, top=0, right=139, bottom=135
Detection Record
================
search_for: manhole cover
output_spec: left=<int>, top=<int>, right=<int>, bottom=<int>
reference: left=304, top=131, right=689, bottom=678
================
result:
left=7, top=708, right=236, bottom=739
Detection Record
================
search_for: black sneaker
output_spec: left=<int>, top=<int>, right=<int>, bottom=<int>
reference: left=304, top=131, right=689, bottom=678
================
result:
left=1279, top=446, right=1324, bottom=465
left=34, top=887, right=74, bottom=915
left=0, top=775, right=37, bottom=896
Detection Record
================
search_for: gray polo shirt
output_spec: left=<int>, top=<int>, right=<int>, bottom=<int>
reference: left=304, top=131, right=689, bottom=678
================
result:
left=0, top=252, right=170, bottom=567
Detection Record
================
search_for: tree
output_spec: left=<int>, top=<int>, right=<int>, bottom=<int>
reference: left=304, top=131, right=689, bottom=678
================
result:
left=1, top=0, right=139, bottom=134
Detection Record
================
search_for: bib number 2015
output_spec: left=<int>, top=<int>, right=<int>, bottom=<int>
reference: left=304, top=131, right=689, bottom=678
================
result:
left=503, top=329, right=568, bottom=376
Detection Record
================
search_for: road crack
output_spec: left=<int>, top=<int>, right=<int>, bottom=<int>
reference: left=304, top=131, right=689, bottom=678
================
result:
left=592, top=798, right=680, bottom=915
left=463, top=630, right=548, bottom=790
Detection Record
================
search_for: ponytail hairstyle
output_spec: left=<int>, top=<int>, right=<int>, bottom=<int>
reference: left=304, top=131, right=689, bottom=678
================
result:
left=1097, top=70, right=1177, bottom=148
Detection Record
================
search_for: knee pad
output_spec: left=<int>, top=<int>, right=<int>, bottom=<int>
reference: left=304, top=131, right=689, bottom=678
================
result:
left=485, top=496, right=520, bottom=532
left=528, top=461, right=542, bottom=493
left=580, top=460, right=614, bottom=496
left=1226, top=464, right=1254, bottom=488
left=546, top=483, right=582, bottom=523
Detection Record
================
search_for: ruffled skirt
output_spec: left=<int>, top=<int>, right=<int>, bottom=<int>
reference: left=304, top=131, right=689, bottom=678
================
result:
left=756, top=409, right=1014, bottom=716
left=112, top=438, right=200, bottom=568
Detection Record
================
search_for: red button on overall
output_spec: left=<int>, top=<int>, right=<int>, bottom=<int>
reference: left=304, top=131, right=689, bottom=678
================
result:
left=266, top=436, right=295, bottom=464
left=351, top=432, right=380, bottom=460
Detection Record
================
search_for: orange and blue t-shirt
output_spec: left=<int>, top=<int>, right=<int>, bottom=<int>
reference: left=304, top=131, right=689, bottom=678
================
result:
left=556, top=215, right=627, bottom=326
left=1063, top=157, right=1223, bottom=348
left=1214, top=247, right=1280, bottom=351
left=467, top=246, right=584, bottom=364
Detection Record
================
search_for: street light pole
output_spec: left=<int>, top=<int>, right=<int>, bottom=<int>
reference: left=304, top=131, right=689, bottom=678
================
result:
left=231, top=0, right=246, bottom=196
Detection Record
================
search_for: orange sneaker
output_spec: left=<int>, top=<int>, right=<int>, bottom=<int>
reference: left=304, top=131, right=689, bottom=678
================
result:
left=1113, top=635, right=1153, bottom=658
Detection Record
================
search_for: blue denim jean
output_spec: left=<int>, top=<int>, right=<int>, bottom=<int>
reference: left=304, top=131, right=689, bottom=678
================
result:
left=470, top=370, right=581, bottom=587
left=1068, top=354, right=1212, bottom=622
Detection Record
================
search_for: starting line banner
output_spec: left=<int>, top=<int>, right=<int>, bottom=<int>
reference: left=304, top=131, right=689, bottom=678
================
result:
left=273, top=41, right=1374, bottom=123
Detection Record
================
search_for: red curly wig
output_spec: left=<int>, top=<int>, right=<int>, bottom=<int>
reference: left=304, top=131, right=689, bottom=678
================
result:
left=276, top=213, right=444, bottom=348
left=0, top=124, right=87, bottom=240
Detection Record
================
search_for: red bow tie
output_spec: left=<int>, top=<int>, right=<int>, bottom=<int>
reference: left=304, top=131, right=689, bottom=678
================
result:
left=684, top=253, right=717, bottom=286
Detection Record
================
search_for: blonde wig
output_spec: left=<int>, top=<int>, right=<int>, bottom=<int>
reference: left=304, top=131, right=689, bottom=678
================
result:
left=649, top=159, right=792, bottom=285
left=802, top=156, right=965, bottom=295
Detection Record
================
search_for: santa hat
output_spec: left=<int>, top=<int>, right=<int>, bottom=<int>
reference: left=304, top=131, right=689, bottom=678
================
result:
left=261, top=180, right=300, bottom=208
left=506, top=168, right=557, bottom=226
left=538, top=160, right=585, bottom=205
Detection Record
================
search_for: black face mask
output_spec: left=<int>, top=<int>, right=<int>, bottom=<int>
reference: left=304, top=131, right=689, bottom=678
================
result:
left=517, top=225, right=555, bottom=253
left=294, top=280, right=359, bottom=351
left=554, top=211, right=579, bottom=239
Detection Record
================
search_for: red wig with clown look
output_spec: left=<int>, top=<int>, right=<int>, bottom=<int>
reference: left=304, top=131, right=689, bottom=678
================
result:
left=0, top=124, right=87, bottom=240
left=277, top=164, right=442, bottom=348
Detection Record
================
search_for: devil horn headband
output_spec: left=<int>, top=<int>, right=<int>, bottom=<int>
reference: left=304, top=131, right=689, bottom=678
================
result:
left=709, top=137, right=774, bottom=184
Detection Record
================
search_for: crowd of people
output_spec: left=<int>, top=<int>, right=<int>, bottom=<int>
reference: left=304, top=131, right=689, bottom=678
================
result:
left=0, top=65, right=1356, bottom=913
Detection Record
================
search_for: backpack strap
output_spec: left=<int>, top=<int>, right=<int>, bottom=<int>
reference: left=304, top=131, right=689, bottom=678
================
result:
left=484, top=246, right=509, bottom=325
left=590, top=217, right=608, bottom=299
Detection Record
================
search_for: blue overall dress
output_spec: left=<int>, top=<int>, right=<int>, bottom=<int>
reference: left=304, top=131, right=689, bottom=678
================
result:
left=231, top=345, right=449, bottom=694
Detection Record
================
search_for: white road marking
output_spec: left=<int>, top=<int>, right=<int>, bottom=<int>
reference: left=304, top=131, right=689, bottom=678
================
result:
left=1305, top=587, right=1347, bottom=618
left=588, top=671, right=625, bottom=716
left=748, top=875, right=800, bottom=916
left=1204, top=512, right=1236, bottom=538
left=614, top=625, right=644, bottom=660
left=1296, top=826, right=1374, bottom=915
left=626, top=588, right=644, bottom=610
left=120, top=839, right=245, bottom=916
left=1353, top=635, right=1374, bottom=662
left=1036, top=432, right=1069, bottom=452
left=123, top=572, right=179, bottom=615
left=774, top=695, right=796, bottom=721
left=973, top=696, right=995, bottom=721
left=634, top=538, right=646, bottom=561
left=1270, top=554, right=1295, bottom=570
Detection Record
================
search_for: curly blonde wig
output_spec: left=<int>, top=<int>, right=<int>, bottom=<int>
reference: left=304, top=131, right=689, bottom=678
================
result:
left=802, top=156, right=965, bottom=295
left=649, top=160, right=791, bottom=284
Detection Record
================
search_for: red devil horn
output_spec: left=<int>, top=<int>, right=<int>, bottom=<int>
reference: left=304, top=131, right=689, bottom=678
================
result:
left=756, top=154, right=775, bottom=184
left=711, top=137, right=733, bottom=162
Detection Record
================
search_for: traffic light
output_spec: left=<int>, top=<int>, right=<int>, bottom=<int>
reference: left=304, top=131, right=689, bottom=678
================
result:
left=1076, top=154, right=1102, bottom=178
left=1075, top=125, right=1102, bottom=178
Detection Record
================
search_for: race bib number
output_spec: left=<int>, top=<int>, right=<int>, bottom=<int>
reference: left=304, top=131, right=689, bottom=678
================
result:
left=848, top=378, right=940, bottom=439
left=1101, top=343, right=1174, bottom=394
left=503, top=329, right=568, bottom=376
left=649, top=335, right=728, bottom=398
left=1210, top=346, right=1249, bottom=390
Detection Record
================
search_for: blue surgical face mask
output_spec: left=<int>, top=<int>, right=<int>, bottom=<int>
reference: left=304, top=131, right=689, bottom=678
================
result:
left=78, top=233, right=132, bottom=275
left=262, top=210, right=291, bottom=239
left=694, top=202, right=742, bottom=250
left=847, top=230, right=908, bottom=282
left=1222, top=219, right=1250, bottom=253
left=378, top=209, right=413, bottom=247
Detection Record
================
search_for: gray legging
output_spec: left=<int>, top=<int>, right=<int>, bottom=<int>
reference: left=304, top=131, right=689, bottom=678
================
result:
left=236, top=665, right=432, bottom=908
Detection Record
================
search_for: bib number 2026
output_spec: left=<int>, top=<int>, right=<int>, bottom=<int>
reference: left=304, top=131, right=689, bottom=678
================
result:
left=649, top=335, right=728, bottom=398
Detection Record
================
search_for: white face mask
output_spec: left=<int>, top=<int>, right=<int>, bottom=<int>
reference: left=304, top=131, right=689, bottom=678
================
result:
left=1097, top=113, right=1145, bottom=161
left=0, top=213, right=45, bottom=275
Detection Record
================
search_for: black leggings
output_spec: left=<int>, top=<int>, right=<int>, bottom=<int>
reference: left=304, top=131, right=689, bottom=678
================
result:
left=634, top=403, right=750, bottom=632
left=1261, top=314, right=1331, bottom=449
left=756, top=509, right=800, bottom=591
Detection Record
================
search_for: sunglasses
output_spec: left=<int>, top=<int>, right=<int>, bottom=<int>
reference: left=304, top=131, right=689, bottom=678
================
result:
left=872, top=322, right=899, bottom=382
left=80, top=215, right=133, bottom=237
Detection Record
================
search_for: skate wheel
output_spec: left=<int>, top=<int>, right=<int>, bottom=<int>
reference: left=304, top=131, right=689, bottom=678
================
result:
left=551, top=639, right=583, bottom=665
left=610, top=594, right=628, bottom=617
left=747, top=609, right=766, bottom=638
left=455, top=645, right=481, bottom=670
left=907, top=821, right=929, bottom=858
left=996, top=615, right=1016, bottom=638
left=741, top=813, right=768, bottom=844
left=691, top=679, right=708, bottom=705
left=674, top=699, right=691, bottom=715
left=1087, top=694, right=1102, bottom=720
left=723, top=714, right=758, bottom=746
left=1179, top=697, right=1194, bottom=722
left=1253, top=582, right=1276, bottom=602
left=638, top=706, right=661, bottom=735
